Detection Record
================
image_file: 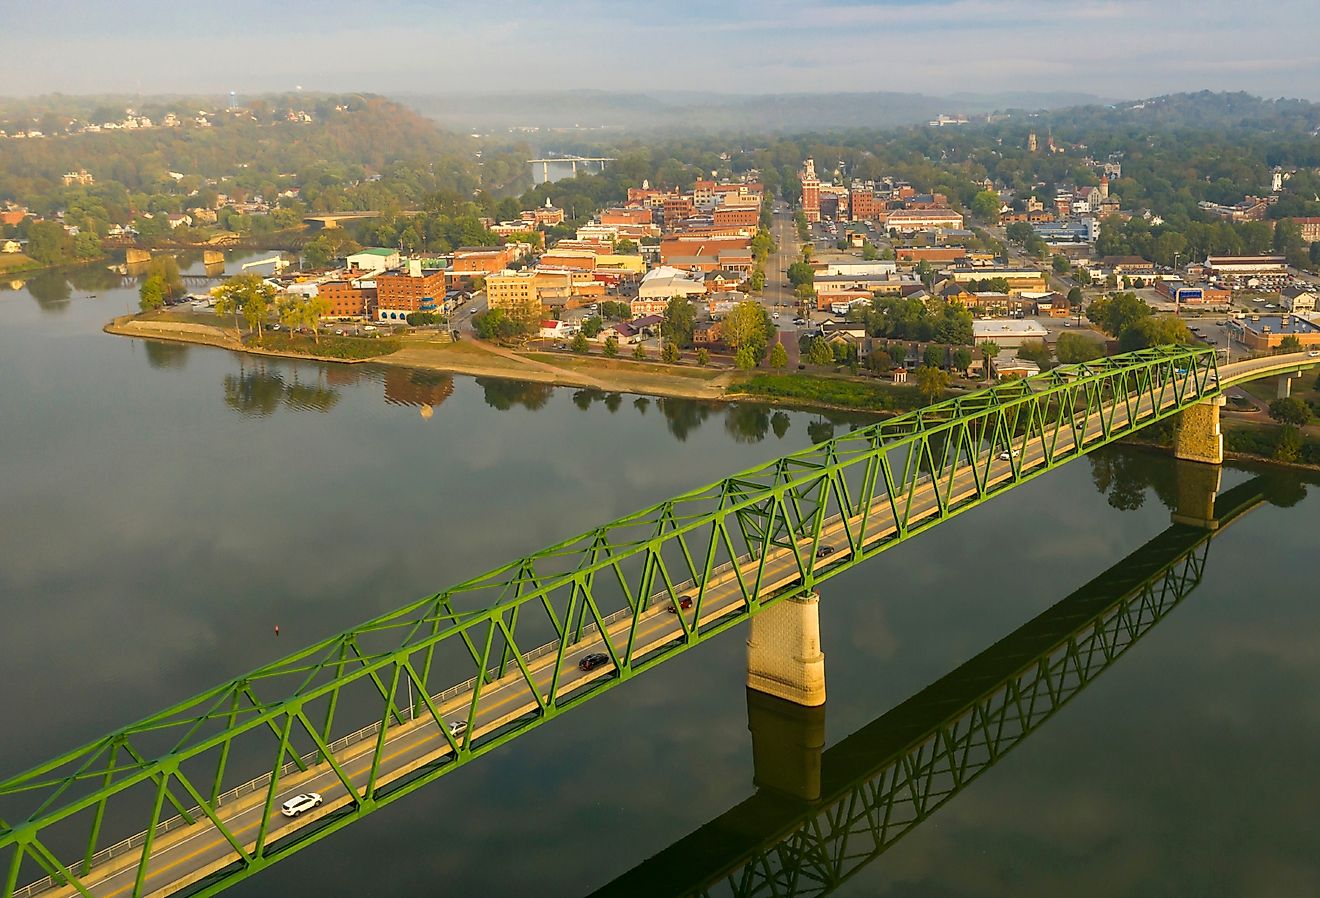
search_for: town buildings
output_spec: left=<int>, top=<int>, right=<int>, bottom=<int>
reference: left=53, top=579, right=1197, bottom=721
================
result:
left=1203, top=255, right=1289, bottom=290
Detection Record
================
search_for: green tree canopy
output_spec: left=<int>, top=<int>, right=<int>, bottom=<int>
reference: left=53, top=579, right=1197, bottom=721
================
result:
left=663, top=297, right=696, bottom=348
left=1055, top=331, right=1105, bottom=363
left=1268, top=396, right=1312, bottom=427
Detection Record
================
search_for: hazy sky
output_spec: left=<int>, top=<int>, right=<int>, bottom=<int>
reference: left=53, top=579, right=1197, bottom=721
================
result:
left=5, top=0, right=1319, bottom=100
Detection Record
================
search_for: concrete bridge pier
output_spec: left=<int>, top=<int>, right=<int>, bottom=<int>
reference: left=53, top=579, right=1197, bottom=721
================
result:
left=746, top=591, right=826, bottom=707
left=1277, top=371, right=1303, bottom=399
left=745, top=689, right=826, bottom=801
left=1170, top=460, right=1223, bottom=529
left=1174, top=396, right=1226, bottom=466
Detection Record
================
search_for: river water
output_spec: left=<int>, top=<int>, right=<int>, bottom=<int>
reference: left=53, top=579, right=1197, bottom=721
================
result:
left=2, top=256, right=1319, bottom=897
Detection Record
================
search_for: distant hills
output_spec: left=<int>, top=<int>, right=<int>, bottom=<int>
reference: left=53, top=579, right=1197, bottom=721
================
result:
left=395, top=89, right=1109, bottom=134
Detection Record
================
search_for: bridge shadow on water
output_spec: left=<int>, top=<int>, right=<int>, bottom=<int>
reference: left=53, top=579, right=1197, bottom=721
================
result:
left=592, top=474, right=1281, bottom=898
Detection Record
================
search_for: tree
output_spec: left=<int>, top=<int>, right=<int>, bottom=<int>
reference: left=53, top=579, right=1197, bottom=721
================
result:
left=603, top=336, right=619, bottom=358
left=304, top=295, right=330, bottom=343
left=1274, top=425, right=1304, bottom=463
left=861, top=240, right=879, bottom=261
left=979, top=340, right=1000, bottom=381
left=632, top=342, right=646, bottom=360
left=570, top=332, right=589, bottom=354
left=914, top=365, right=950, bottom=405
left=1087, top=291, right=1151, bottom=337
left=1268, top=396, right=1312, bottom=427
left=915, top=259, right=935, bottom=289
left=808, top=337, right=834, bottom=366
left=695, top=347, right=709, bottom=366
left=25, top=221, right=71, bottom=265
left=1005, top=221, right=1034, bottom=244
left=474, top=308, right=534, bottom=343
left=615, top=238, right=639, bottom=254
left=952, top=347, right=973, bottom=372
left=663, top=297, right=696, bottom=348
left=734, top=346, right=758, bottom=369
left=1056, top=331, right=1105, bottom=363
left=278, top=296, right=304, bottom=333
left=302, top=232, right=361, bottom=268
left=145, top=256, right=184, bottom=300
left=598, top=300, right=631, bottom=320
left=662, top=341, right=680, bottom=363
left=971, top=190, right=1001, bottom=222
left=1118, top=315, right=1191, bottom=352
left=138, top=275, right=166, bottom=311
left=1279, top=335, right=1303, bottom=353
left=1067, top=286, right=1084, bottom=307
left=786, top=260, right=815, bottom=288
left=212, top=274, right=274, bottom=341
left=580, top=315, right=603, bottom=338
left=770, top=342, right=788, bottom=369
left=922, top=344, right=944, bottom=368
left=1052, top=254, right=1070, bottom=274
left=1016, top=339, right=1053, bottom=368
left=724, top=301, right=773, bottom=360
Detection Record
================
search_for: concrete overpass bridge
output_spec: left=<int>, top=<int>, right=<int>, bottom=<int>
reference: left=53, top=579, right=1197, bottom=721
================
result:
left=2, top=347, right=1316, bottom=898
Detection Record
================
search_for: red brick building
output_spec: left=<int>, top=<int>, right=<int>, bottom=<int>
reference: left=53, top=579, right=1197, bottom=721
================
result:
left=1295, top=217, right=1320, bottom=244
left=318, top=281, right=370, bottom=318
left=713, top=205, right=759, bottom=228
left=375, top=270, right=446, bottom=318
left=801, top=158, right=820, bottom=223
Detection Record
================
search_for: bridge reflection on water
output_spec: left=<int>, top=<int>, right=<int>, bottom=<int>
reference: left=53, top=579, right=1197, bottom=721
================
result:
left=594, top=474, right=1279, bottom=898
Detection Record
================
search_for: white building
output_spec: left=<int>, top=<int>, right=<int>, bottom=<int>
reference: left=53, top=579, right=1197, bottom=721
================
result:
left=346, top=248, right=401, bottom=274
left=638, top=265, right=705, bottom=300
left=972, top=319, right=1048, bottom=348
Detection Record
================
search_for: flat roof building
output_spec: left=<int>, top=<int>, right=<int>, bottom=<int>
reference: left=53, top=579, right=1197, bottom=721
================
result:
left=972, top=318, right=1049, bottom=347
left=1228, top=314, right=1320, bottom=350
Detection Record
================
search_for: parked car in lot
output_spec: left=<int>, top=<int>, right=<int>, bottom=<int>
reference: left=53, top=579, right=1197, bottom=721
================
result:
left=280, top=792, right=323, bottom=817
left=578, top=652, right=610, bottom=671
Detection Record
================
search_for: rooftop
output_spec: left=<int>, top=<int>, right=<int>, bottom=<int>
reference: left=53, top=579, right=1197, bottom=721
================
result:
left=973, top=319, right=1049, bottom=338
left=1233, top=314, right=1320, bottom=335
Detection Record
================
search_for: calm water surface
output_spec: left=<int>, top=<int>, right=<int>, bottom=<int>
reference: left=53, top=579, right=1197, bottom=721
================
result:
left=2, top=257, right=1319, bottom=896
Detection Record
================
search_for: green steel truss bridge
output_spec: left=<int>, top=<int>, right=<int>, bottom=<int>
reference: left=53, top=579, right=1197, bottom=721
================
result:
left=592, top=476, right=1271, bottom=898
left=0, top=345, right=1302, bottom=898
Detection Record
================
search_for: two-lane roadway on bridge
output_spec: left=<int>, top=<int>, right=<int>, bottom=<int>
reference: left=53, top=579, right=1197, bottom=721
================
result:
left=31, top=361, right=1217, bottom=898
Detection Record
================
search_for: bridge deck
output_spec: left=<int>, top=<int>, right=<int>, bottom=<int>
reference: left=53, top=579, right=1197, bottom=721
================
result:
left=26, top=364, right=1186, bottom=898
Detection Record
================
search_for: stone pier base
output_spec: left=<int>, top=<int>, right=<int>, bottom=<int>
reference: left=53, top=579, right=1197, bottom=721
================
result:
left=746, top=592, right=826, bottom=707
left=1174, top=397, right=1226, bottom=466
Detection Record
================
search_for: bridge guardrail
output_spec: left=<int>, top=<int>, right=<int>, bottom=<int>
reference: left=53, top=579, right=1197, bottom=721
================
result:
left=13, top=556, right=754, bottom=898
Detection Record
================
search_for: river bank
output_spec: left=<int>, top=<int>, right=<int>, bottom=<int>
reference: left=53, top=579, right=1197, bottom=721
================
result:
left=105, top=313, right=748, bottom=401
left=104, top=311, right=1320, bottom=473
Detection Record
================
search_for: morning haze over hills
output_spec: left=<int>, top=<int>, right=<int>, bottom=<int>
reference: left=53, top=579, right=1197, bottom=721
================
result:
left=8, top=1, right=1320, bottom=896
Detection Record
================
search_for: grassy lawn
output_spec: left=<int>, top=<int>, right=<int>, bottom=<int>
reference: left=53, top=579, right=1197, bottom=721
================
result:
left=247, top=331, right=400, bottom=360
left=730, top=372, right=931, bottom=412
left=524, top=352, right=724, bottom=380
left=0, top=253, right=39, bottom=273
